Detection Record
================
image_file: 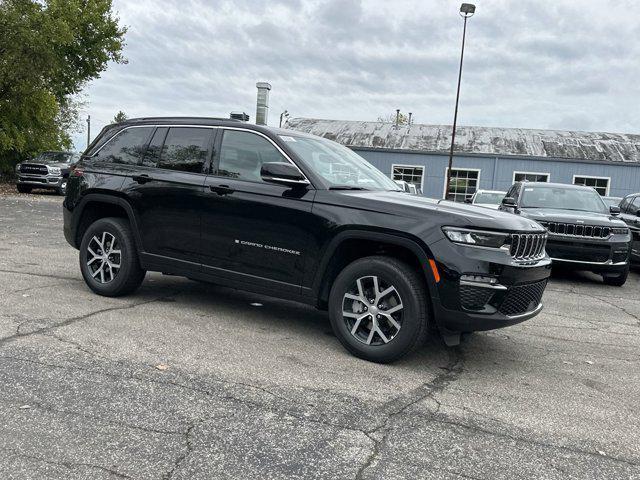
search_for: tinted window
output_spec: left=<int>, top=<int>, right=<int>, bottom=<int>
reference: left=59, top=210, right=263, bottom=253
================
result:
left=217, top=130, right=287, bottom=182
left=620, top=196, right=631, bottom=212
left=93, top=127, right=153, bottom=165
left=157, top=127, right=212, bottom=173
left=630, top=196, right=640, bottom=213
left=142, top=127, right=168, bottom=167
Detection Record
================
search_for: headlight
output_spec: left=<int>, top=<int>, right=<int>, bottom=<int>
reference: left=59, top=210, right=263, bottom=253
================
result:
left=611, top=227, right=629, bottom=235
left=15, top=164, right=21, bottom=173
left=442, top=227, right=509, bottom=248
left=48, top=166, right=61, bottom=175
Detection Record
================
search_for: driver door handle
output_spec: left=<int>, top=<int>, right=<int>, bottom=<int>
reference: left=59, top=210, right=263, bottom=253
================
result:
left=210, top=184, right=235, bottom=196
left=132, top=174, right=153, bottom=184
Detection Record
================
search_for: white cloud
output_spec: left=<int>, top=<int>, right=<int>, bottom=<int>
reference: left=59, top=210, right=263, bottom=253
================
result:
left=72, top=0, right=640, bottom=149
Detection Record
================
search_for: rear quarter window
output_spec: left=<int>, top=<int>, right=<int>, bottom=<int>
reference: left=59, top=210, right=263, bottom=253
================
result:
left=92, top=127, right=154, bottom=165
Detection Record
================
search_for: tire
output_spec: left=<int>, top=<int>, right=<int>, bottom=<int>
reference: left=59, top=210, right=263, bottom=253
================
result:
left=56, top=179, right=67, bottom=196
left=79, top=217, right=146, bottom=297
left=602, top=266, right=629, bottom=287
left=16, top=185, right=32, bottom=193
left=328, top=256, right=429, bottom=363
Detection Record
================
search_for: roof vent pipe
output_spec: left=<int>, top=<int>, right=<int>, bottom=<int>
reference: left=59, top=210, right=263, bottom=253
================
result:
left=256, top=82, right=272, bottom=126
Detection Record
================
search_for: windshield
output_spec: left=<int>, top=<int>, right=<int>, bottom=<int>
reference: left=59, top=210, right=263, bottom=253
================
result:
left=473, top=192, right=505, bottom=204
left=36, top=152, right=74, bottom=164
left=521, top=185, right=607, bottom=213
left=281, top=135, right=401, bottom=191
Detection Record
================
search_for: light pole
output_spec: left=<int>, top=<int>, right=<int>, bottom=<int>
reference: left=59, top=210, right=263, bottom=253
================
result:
left=444, top=3, right=475, bottom=200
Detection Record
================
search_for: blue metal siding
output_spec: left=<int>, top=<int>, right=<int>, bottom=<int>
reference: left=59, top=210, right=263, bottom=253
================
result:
left=354, top=149, right=640, bottom=199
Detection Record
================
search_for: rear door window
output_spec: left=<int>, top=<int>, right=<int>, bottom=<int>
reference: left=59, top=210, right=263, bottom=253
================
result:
left=155, top=127, right=213, bottom=173
left=93, top=127, right=154, bottom=165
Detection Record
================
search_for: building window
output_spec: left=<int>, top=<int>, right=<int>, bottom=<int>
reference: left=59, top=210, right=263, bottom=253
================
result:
left=445, top=168, right=480, bottom=202
left=513, top=172, right=549, bottom=183
left=573, top=175, right=609, bottom=196
left=392, top=165, right=424, bottom=193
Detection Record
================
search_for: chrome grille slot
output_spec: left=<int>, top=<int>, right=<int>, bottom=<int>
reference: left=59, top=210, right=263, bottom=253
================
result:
left=539, top=221, right=611, bottom=239
left=509, top=232, right=547, bottom=261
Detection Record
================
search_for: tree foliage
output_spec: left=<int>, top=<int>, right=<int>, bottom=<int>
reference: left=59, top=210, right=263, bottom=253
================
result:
left=112, top=110, right=128, bottom=123
left=0, top=0, right=126, bottom=173
left=377, top=111, right=412, bottom=126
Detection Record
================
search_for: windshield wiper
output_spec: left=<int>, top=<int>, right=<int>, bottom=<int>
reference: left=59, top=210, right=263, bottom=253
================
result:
left=328, top=186, right=370, bottom=191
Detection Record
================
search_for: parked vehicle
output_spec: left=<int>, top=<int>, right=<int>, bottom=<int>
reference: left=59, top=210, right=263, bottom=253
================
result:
left=63, top=117, right=551, bottom=362
left=394, top=179, right=421, bottom=195
left=468, top=190, right=506, bottom=209
left=602, top=196, right=622, bottom=209
left=500, top=182, right=631, bottom=286
left=618, top=193, right=640, bottom=263
left=16, top=151, right=79, bottom=195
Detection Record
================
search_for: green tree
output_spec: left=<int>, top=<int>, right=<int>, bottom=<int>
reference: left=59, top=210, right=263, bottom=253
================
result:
left=377, top=111, right=412, bottom=126
left=0, top=0, right=126, bottom=174
left=112, top=110, right=128, bottom=123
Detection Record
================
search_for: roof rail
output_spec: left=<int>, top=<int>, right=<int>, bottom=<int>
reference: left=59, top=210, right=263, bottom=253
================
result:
left=126, top=116, right=242, bottom=123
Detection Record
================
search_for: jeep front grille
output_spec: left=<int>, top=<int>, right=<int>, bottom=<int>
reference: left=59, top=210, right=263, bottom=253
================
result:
left=540, top=222, right=611, bottom=239
left=509, top=233, right=547, bottom=261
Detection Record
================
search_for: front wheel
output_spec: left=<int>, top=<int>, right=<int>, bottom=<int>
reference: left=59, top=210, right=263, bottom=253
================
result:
left=602, top=266, right=629, bottom=287
left=328, top=256, right=429, bottom=363
left=56, top=179, right=67, bottom=196
left=79, top=217, right=146, bottom=297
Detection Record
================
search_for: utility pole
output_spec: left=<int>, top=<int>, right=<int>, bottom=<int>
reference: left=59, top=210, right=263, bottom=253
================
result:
left=444, top=3, right=476, bottom=200
left=86, top=115, right=91, bottom=148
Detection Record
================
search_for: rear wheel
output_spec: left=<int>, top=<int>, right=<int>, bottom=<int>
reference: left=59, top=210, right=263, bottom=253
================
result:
left=79, top=217, right=146, bottom=297
left=602, top=266, right=629, bottom=287
left=328, top=256, right=429, bottom=363
left=16, top=185, right=32, bottom=193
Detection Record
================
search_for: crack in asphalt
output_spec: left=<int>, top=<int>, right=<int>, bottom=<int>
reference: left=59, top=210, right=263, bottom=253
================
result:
left=8, top=281, right=71, bottom=295
left=0, top=268, right=80, bottom=283
left=1, top=291, right=181, bottom=347
left=355, top=347, right=465, bottom=480
left=162, top=420, right=204, bottom=480
left=0, top=397, right=183, bottom=437
left=429, top=414, right=640, bottom=468
left=0, top=446, right=133, bottom=479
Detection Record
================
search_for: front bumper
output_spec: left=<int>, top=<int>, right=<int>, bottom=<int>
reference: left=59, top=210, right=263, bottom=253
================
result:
left=429, top=236, right=552, bottom=334
left=17, top=174, right=64, bottom=189
left=546, top=236, right=630, bottom=273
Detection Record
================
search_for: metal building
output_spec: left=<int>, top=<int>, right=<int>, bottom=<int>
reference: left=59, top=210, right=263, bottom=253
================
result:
left=286, top=118, right=640, bottom=201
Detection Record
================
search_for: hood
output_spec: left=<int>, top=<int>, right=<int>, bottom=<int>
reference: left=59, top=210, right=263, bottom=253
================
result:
left=519, top=208, right=626, bottom=227
left=334, top=191, right=545, bottom=232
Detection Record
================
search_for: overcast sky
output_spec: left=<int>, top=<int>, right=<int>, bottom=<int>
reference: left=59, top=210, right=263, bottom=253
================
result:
left=73, top=0, right=640, bottom=149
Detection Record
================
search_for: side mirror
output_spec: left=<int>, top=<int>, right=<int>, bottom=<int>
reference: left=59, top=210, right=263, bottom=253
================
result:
left=502, top=196, right=517, bottom=207
left=261, top=162, right=309, bottom=188
left=610, top=205, right=621, bottom=215
left=636, top=208, right=640, bottom=217
left=464, top=198, right=472, bottom=204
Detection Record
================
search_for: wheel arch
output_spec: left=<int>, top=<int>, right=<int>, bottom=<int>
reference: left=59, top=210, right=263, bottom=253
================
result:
left=72, top=193, right=142, bottom=251
left=313, top=230, right=438, bottom=310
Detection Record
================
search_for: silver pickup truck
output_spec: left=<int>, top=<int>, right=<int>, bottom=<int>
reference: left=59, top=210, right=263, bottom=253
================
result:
left=15, top=151, right=79, bottom=195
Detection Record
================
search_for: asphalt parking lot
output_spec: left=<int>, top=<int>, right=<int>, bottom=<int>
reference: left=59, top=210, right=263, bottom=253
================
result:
left=0, top=191, right=639, bottom=480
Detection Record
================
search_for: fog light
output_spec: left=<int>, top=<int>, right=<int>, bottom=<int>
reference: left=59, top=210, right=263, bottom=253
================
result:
left=460, top=274, right=498, bottom=285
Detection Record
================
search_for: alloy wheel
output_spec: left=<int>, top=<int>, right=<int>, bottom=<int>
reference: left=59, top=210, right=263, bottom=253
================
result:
left=86, top=232, right=121, bottom=284
left=342, top=275, right=404, bottom=345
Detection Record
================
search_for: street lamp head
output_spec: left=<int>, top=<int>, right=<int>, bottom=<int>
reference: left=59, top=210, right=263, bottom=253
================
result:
left=459, top=3, right=476, bottom=17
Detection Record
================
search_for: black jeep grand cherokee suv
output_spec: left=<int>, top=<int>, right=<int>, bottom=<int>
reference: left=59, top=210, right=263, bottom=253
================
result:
left=500, top=182, right=631, bottom=286
left=63, top=117, right=551, bottom=362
